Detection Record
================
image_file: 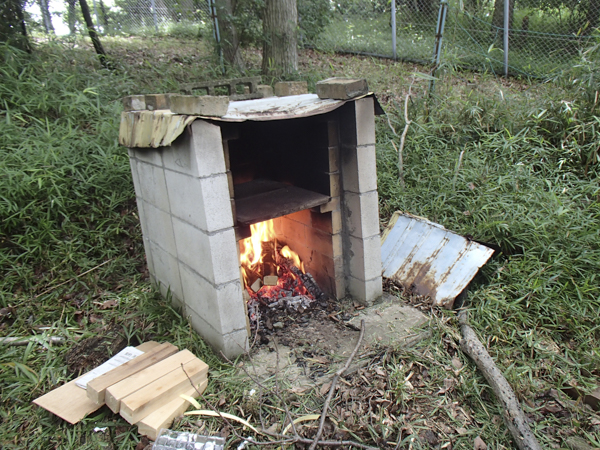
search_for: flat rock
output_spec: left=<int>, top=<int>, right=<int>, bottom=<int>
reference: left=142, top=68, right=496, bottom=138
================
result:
left=274, top=81, right=308, bottom=97
left=169, top=95, right=229, bottom=117
left=316, top=78, right=368, bottom=100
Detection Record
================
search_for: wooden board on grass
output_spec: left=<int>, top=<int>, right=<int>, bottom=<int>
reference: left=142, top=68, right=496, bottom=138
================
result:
left=105, top=349, right=197, bottom=413
left=32, top=341, right=159, bottom=424
left=120, top=357, right=208, bottom=424
left=87, top=342, right=179, bottom=405
left=137, top=378, right=208, bottom=440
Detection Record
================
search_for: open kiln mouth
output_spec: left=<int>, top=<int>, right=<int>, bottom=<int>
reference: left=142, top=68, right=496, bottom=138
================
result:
left=122, top=91, right=384, bottom=357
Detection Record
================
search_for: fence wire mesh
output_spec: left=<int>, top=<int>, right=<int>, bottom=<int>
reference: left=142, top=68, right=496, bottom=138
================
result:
left=30, top=0, right=600, bottom=78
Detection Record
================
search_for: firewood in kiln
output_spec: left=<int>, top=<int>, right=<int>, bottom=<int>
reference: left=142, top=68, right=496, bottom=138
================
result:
left=250, top=278, right=263, bottom=293
left=263, top=275, right=278, bottom=286
left=288, top=265, right=327, bottom=301
left=261, top=241, right=277, bottom=277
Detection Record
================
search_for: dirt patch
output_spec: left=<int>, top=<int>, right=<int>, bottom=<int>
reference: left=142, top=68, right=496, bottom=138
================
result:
left=64, top=323, right=127, bottom=377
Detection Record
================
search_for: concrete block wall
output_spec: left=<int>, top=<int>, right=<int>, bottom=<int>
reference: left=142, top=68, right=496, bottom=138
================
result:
left=128, top=120, right=249, bottom=357
left=339, top=98, right=383, bottom=305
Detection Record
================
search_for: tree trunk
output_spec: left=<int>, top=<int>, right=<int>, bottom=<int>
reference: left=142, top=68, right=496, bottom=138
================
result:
left=0, top=0, right=31, bottom=52
left=78, top=0, right=109, bottom=68
left=262, top=0, right=298, bottom=76
left=491, top=0, right=513, bottom=43
left=67, top=0, right=77, bottom=34
left=215, top=0, right=245, bottom=71
left=38, top=0, right=55, bottom=34
left=98, top=0, right=109, bottom=30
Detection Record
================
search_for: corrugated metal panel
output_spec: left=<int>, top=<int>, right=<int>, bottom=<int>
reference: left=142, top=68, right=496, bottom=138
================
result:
left=381, top=212, right=494, bottom=307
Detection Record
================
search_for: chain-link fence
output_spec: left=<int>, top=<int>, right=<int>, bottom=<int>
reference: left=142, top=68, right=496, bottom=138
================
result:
left=301, top=0, right=600, bottom=77
left=28, top=0, right=600, bottom=77
left=27, top=0, right=212, bottom=37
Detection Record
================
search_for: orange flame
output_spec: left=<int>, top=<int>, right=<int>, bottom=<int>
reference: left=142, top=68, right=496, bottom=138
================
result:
left=239, top=219, right=305, bottom=289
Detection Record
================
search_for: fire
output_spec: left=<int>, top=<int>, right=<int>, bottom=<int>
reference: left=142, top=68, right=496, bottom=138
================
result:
left=239, top=219, right=309, bottom=301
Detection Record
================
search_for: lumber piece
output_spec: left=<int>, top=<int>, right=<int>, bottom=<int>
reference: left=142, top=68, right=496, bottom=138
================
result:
left=87, top=342, right=179, bottom=404
left=458, top=311, right=542, bottom=450
left=32, top=341, right=159, bottom=424
left=137, top=379, right=208, bottom=440
left=105, top=349, right=197, bottom=413
left=119, top=357, right=208, bottom=424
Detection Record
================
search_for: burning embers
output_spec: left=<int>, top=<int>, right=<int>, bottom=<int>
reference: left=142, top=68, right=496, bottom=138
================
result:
left=239, top=219, right=326, bottom=329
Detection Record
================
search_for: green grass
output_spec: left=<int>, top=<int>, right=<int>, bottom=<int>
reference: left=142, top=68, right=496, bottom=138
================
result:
left=1, top=36, right=600, bottom=448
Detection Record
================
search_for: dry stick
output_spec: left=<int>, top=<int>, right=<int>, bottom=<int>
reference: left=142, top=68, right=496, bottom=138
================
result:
left=458, top=310, right=542, bottom=450
left=182, top=363, right=375, bottom=449
left=397, top=86, right=413, bottom=188
left=309, top=319, right=366, bottom=450
left=0, top=336, right=65, bottom=346
left=35, top=259, right=112, bottom=298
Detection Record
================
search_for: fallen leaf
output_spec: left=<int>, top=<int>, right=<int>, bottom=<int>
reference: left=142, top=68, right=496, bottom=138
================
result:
left=451, top=356, right=463, bottom=371
left=474, top=436, right=487, bottom=450
left=218, top=397, right=226, bottom=407
left=320, top=382, right=332, bottom=396
left=98, top=299, right=118, bottom=309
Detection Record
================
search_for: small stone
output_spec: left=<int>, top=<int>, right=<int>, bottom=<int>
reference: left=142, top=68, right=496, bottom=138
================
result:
left=273, top=322, right=284, bottom=329
left=145, top=93, right=172, bottom=111
left=123, top=95, right=146, bottom=111
left=169, top=95, right=229, bottom=117
left=316, top=78, right=368, bottom=100
left=274, top=81, right=308, bottom=97
left=257, top=84, right=274, bottom=98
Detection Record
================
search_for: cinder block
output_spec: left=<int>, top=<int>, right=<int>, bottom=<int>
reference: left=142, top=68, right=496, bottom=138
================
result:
left=339, top=98, right=376, bottom=147
left=332, top=233, right=343, bottom=258
left=316, top=78, right=368, bottom=100
left=328, top=172, right=341, bottom=197
left=145, top=93, right=172, bottom=111
left=186, top=310, right=249, bottom=358
left=257, top=84, right=274, bottom=98
left=328, top=146, right=340, bottom=172
left=274, top=81, right=308, bottom=97
left=355, top=97, right=376, bottom=146
left=136, top=161, right=170, bottom=212
left=347, top=234, right=382, bottom=282
left=172, top=218, right=239, bottom=285
left=140, top=200, right=177, bottom=257
left=123, top=95, right=146, bottom=111
left=179, top=265, right=246, bottom=334
left=319, top=197, right=340, bottom=213
left=130, top=147, right=163, bottom=167
left=129, top=158, right=141, bottom=199
left=163, top=120, right=227, bottom=178
left=341, top=144, right=377, bottom=194
left=165, top=170, right=233, bottom=232
left=149, top=241, right=183, bottom=302
left=343, top=191, right=380, bottom=239
left=226, top=171, right=234, bottom=196
left=331, top=209, right=342, bottom=234
left=223, top=141, right=231, bottom=170
left=169, top=95, right=229, bottom=117
left=346, top=275, right=382, bottom=306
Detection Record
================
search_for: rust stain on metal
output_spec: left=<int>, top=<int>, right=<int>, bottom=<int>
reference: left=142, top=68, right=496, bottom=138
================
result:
left=381, top=211, right=494, bottom=307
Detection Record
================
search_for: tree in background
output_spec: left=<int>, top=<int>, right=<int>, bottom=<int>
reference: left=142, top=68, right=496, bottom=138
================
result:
left=262, top=0, right=298, bottom=76
left=38, top=0, right=55, bottom=34
left=0, top=0, right=31, bottom=52
left=215, top=0, right=245, bottom=71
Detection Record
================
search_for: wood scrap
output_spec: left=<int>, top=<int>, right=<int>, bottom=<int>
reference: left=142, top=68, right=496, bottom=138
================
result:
left=119, top=357, right=208, bottom=424
left=137, top=379, right=208, bottom=440
left=105, top=349, right=196, bottom=413
left=87, top=342, right=179, bottom=404
left=458, top=310, right=542, bottom=450
left=32, top=341, right=159, bottom=424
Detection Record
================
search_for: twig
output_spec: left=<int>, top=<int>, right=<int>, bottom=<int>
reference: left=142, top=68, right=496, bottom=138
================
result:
left=309, top=319, right=366, bottom=450
left=35, top=259, right=112, bottom=298
left=452, top=150, right=465, bottom=189
left=458, top=310, right=542, bottom=450
left=397, top=84, right=413, bottom=188
left=0, top=336, right=65, bottom=346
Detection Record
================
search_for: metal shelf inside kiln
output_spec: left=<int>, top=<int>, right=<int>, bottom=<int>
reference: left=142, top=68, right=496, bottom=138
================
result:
left=234, top=179, right=330, bottom=226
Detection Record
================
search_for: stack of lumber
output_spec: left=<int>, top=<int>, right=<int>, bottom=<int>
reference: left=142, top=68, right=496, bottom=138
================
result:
left=33, top=341, right=208, bottom=440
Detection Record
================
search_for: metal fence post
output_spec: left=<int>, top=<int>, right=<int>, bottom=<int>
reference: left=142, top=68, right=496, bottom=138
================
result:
left=207, top=0, right=224, bottom=74
left=391, top=0, right=397, bottom=60
left=503, top=0, right=509, bottom=77
left=429, top=0, right=448, bottom=95
left=150, top=0, right=159, bottom=32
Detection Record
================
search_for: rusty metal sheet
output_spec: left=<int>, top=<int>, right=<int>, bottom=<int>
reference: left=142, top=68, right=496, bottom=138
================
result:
left=381, top=211, right=494, bottom=307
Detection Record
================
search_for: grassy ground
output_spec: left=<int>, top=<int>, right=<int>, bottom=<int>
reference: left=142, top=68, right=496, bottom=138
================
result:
left=1, top=36, right=599, bottom=449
